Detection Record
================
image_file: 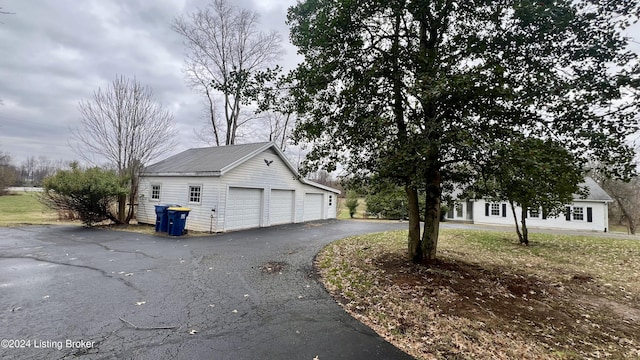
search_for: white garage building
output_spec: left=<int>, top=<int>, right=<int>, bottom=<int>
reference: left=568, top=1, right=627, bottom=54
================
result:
left=137, top=142, right=340, bottom=232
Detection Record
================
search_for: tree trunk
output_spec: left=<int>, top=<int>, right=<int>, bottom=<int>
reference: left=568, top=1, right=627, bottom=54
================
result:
left=520, top=205, right=529, bottom=245
left=406, top=184, right=422, bottom=262
left=224, top=92, right=233, bottom=145
left=420, top=167, right=441, bottom=264
left=509, top=202, right=529, bottom=245
left=125, top=174, right=137, bottom=224
left=280, top=113, right=291, bottom=150
left=615, top=196, right=636, bottom=235
left=509, top=201, right=524, bottom=243
left=117, top=195, right=126, bottom=223
left=205, top=87, right=220, bottom=146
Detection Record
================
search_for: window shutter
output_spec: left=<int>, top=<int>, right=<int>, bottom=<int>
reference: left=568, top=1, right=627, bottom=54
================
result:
left=587, top=207, right=593, bottom=223
left=542, top=209, right=547, bottom=220
left=502, top=204, right=507, bottom=217
left=565, top=206, right=571, bottom=221
left=485, top=203, right=489, bottom=216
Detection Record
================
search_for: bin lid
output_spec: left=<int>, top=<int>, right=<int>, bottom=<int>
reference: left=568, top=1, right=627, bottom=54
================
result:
left=167, top=207, right=191, bottom=211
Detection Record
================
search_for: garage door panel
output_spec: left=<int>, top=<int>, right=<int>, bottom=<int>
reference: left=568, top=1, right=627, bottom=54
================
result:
left=226, top=187, right=262, bottom=230
left=303, top=193, right=323, bottom=221
left=270, top=190, right=294, bottom=225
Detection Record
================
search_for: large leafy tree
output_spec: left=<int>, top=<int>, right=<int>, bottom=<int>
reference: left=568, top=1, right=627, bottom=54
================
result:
left=288, top=0, right=640, bottom=263
left=473, top=137, right=586, bottom=245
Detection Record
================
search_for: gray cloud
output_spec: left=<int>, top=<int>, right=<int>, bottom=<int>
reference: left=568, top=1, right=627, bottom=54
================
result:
left=0, top=0, right=298, bottom=166
left=0, top=0, right=636, bottom=168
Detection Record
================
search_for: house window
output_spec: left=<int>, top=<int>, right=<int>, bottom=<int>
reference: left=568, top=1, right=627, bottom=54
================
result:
left=329, top=195, right=333, bottom=206
left=189, top=185, right=202, bottom=204
left=151, top=185, right=161, bottom=201
left=573, top=207, right=584, bottom=221
left=529, top=208, right=540, bottom=218
left=490, top=203, right=500, bottom=216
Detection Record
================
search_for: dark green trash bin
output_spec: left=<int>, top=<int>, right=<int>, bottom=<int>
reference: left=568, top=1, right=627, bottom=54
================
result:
left=167, top=207, right=191, bottom=236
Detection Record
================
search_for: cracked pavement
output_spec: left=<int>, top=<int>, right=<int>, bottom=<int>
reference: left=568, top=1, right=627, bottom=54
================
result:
left=0, top=220, right=414, bottom=360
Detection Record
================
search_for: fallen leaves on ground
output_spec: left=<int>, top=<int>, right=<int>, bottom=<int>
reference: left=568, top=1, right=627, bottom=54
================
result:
left=316, top=230, right=640, bottom=360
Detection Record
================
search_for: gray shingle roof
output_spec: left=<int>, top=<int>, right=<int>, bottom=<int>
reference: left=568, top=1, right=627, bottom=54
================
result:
left=445, top=177, right=611, bottom=202
left=143, top=142, right=272, bottom=175
left=576, top=177, right=612, bottom=202
left=142, top=142, right=341, bottom=194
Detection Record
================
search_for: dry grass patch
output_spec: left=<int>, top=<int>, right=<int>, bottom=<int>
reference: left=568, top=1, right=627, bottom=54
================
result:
left=98, top=222, right=212, bottom=237
left=316, top=230, right=640, bottom=359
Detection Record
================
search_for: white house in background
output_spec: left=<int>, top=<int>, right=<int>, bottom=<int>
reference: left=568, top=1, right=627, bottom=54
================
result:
left=137, top=142, right=340, bottom=233
left=445, top=177, right=612, bottom=232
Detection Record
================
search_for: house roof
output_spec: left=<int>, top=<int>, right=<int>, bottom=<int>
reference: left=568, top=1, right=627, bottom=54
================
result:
left=142, top=142, right=340, bottom=194
left=445, top=176, right=611, bottom=202
left=143, top=142, right=271, bottom=175
left=576, top=177, right=612, bottom=202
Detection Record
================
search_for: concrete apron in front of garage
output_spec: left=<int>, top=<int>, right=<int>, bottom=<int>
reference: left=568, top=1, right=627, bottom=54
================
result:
left=0, top=220, right=413, bottom=360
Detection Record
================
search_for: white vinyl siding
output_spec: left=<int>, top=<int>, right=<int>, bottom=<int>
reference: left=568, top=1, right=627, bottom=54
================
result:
left=220, top=150, right=332, bottom=228
left=471, top=199, right=609, bottom=232
left=138, top=148, right=339, bottom=232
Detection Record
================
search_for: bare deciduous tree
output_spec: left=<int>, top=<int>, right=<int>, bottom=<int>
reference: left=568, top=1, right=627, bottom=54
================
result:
left=599, top=177, right=640, bottom=234
left=71, top=75, right=176, bottom=223
left=19, top=156, right=60, bottom=186
left=266, top=111, right=294, bottom=151
left=172, top=0, right=283, bottom=146
left=0, top=152, right=17, bottom=194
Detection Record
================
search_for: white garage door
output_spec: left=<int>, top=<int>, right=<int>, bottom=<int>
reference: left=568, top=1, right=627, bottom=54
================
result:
left=226, top=187, right=262, bottom=230
left=303, top=193, right=323, bottom=221
left=270, top=190, right=294, bottom=225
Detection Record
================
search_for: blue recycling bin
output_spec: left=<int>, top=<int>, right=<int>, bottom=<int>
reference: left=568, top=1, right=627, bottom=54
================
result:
left=155, top=204, right=181, bottom=233
left=154, top=205, right=169, bottom=232
left=167, top=207, right=191, bottom=236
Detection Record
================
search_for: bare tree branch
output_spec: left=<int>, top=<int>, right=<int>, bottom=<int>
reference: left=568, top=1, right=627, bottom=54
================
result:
left=172, top=0, right=283, bottom=146
left=70, top=75, right=177, bottom=223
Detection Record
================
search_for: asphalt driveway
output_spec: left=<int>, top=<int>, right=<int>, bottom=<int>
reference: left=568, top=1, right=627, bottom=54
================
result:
left=0, top=220, right=413, bottom=360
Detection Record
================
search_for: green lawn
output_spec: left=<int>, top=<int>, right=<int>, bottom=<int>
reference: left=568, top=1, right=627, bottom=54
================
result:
left=337, top=197, right=368, bottom=219
left=0, top=192, right=60, bottom=226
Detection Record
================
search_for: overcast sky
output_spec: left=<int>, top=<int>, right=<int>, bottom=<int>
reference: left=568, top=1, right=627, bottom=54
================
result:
left=0, top=1, right=639, bottom=168
left=0, top=0, right=299, bottom=166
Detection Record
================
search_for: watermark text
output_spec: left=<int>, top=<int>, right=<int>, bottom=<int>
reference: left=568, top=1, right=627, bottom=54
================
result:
left=1, top=339, right=95, bottom=350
